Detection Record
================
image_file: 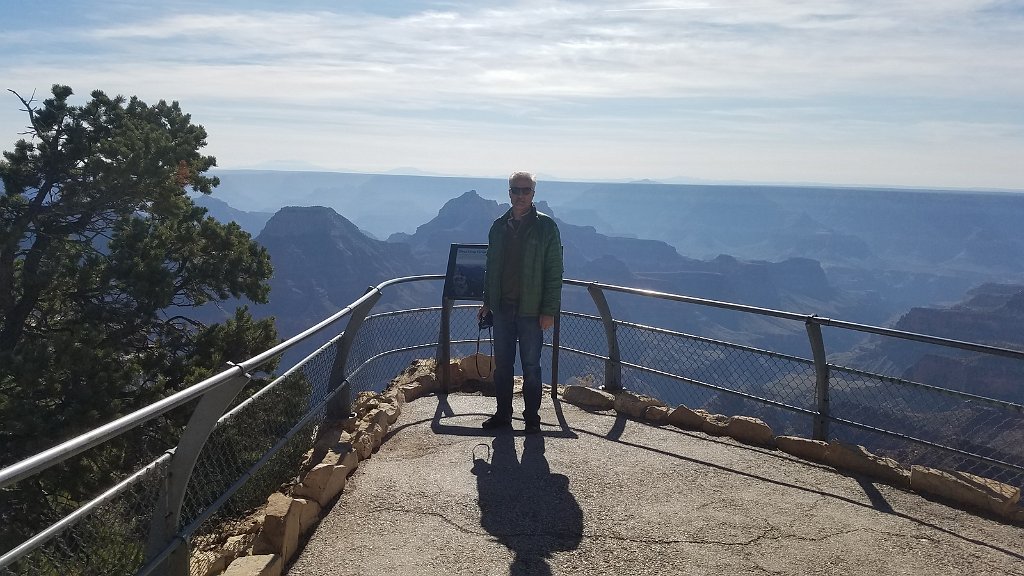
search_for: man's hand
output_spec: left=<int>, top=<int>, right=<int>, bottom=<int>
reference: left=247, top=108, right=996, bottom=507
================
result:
left=539, top=314, right=554, bottom=331
left=478, top=305, right=490, bottom=322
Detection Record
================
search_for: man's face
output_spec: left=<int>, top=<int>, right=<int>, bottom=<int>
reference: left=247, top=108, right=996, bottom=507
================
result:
left=509, top=177, right=535, bottom=212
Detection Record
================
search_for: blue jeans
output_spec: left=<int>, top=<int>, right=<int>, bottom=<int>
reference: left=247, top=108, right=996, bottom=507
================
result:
left=492, top=305, right=544, bottom=424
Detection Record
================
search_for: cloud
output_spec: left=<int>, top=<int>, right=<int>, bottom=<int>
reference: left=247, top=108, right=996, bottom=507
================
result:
left=1, top=0, right=1023, bottom=188
left=11, top=3, right=1024, bottom=100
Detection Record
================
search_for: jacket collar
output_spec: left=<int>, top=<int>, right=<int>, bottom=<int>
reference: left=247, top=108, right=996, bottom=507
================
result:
left=503, top=203, right=538, bottom=224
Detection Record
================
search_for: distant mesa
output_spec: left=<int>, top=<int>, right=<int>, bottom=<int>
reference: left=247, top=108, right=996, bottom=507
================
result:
left=253, top=205, right=422, bottom=339
left=191, top=174, right=1024, bottom=370
left=193, top=194, right=273, bottom=236
left=894, top=283, right=1024, bottom=348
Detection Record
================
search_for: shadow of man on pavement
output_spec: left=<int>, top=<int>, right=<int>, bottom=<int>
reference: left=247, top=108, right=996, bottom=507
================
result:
left=472, top=432, right=584, bottom=576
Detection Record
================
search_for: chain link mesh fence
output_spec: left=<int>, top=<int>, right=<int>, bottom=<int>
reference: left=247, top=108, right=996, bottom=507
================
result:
left=182, top=335, right=341, bottom=576
left=2, top=456, right=168, bottom=576
left=555, top=282, right=1024, bottom=495
left=828, top=363, right=1024, bottom=488
left=5, top=277, right=1024, bottom=576
left=1, top=330, right=340, bottom=575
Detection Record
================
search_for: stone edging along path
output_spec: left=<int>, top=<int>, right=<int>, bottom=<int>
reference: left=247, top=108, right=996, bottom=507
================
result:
left=203, top=358, right=1024, bottom=576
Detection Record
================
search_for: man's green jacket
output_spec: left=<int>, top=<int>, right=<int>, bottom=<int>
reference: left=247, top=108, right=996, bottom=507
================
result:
left=483, top=206, right=563, bottom=317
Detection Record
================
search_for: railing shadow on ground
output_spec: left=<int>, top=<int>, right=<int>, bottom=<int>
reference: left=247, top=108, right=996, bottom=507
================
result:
left=422, top=393, right=1024, bottom=566
left=548, top=405, right=1024, bottom=564
left=2, top=274, right=1023, bottom=575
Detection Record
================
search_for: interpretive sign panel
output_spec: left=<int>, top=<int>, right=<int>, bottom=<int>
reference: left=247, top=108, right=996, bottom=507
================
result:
left=443, top=243, right=487, bottom=301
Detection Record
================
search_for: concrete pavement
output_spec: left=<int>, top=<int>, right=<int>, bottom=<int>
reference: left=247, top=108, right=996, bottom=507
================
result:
left=288, top=393, right=1024, bottom=576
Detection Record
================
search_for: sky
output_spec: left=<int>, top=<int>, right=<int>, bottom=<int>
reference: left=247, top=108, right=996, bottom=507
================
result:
left=1, top=0, right=1023, bottom=190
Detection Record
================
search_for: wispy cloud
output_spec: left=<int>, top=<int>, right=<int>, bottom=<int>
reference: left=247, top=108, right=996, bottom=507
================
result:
left=1, top=1, right=1022, bottom=188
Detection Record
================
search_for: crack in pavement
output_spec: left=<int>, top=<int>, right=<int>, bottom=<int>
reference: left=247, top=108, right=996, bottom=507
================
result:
left=371, top=501, right=1023, bottom=573
left=371, top=505, right=789, bottom=548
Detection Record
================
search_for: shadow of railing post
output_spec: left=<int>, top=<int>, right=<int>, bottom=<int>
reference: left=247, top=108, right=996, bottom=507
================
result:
left=587, top=283, right=622, bottom=392
left=326, top=287, right=383, bottom=420
left=805, top=319, right=831, bottom=441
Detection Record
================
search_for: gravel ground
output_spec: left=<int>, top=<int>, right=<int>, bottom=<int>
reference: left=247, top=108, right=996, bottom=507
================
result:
left=288, top=393, right=1024, bottom=576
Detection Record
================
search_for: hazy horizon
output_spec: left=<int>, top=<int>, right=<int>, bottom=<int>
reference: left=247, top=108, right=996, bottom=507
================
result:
left=211, top=166, right=1024, bottom=195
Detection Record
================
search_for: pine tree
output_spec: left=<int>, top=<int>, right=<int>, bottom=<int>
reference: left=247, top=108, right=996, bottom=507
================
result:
left=0, top=84, right=278, bottom=477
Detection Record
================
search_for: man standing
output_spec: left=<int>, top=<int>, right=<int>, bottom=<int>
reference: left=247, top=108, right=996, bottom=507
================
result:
left=478, top=171, right=563, bottom=434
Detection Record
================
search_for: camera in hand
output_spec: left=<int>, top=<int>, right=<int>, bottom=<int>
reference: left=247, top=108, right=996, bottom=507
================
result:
left=478, top=310, right=493, bottom=330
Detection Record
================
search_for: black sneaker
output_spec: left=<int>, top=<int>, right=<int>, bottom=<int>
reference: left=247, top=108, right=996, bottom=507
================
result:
left=524, top=421, right=542, bottom=435
left=481, top=415, right=512, bottom=429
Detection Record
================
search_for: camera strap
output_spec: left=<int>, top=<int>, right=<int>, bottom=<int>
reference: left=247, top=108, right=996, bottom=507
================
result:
left=476, top=324, right=494, bottom=379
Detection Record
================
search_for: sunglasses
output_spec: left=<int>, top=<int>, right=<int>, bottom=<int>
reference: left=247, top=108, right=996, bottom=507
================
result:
left=509, top=187, right=534, bottom=196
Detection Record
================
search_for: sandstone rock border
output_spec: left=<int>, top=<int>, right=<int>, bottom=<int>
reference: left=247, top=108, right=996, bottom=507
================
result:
left=204, top=360, right=429, bottom=576
left=562, top=384, right=1021, bottom=522
left=209, top=363, right=1022, bottom=575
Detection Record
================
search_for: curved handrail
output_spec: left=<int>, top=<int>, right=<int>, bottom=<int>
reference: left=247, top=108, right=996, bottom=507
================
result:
left=0, top=274, right=444, bottom=490
left=5, top=274, right=1021, bottom=490
left=241, top=274, right=444, bottom=370
left=3, top=272, right=1023, bottom=575
left=563, top=279, right=1024, bottom=360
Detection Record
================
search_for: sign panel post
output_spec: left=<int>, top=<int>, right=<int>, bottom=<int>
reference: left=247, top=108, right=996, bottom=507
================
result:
left=437, top=244, right=488, bottom=390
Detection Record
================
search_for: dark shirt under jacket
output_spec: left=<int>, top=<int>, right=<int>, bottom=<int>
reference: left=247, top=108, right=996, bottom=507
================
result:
left=500, top=209, right=536, bottom=309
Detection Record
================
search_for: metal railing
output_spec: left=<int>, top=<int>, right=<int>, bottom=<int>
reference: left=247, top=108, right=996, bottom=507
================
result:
left=2, top=275, right=1023, bottom=575
left=556, top=280, right=1024, bottom=486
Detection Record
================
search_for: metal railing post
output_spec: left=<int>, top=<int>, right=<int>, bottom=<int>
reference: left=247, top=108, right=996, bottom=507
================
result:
left=326, top=287, right=382, bottom=420
left=805, top=319, right=831, bottom=441
left=587, top=284, right=621, bottom=391
left=550, top=312, right=560, bottom=398
left=145, top=365, right=251, bottom=576
left=435, top=297, right=453, bottom=392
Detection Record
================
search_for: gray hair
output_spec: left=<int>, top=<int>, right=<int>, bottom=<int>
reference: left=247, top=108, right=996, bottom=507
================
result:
left=508, top=171, right=537, bottom=189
